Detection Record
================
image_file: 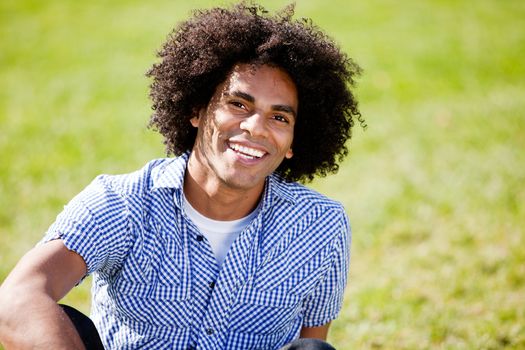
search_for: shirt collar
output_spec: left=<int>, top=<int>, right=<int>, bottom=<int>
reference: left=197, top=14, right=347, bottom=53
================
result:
left=151, top=151, right=296, bottom=205
left=151, top=151, right=189, bottom=190
left=264, top=172, right=296, bottom=206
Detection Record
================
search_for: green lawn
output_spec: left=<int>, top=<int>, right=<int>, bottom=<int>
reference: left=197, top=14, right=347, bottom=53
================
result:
left=1, top=0, right=524, bottom=348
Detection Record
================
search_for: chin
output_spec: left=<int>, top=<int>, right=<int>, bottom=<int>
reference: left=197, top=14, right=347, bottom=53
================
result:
left=223, top=176, right=264, bottom=191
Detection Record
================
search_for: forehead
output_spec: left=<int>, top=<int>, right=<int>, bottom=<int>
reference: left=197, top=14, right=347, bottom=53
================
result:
left=219, top=63, right=298, bottom=108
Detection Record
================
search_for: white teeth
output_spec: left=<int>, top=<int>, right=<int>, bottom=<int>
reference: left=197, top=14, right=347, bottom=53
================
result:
left=229, top=143, right=265, bottom=158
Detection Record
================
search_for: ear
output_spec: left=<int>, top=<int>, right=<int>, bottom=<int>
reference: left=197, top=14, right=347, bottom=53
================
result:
left=190, top=107, right=205, bottom=128
left=190, top=116, right=199, bottom=128
left=285, top=148, right=293, bottom=159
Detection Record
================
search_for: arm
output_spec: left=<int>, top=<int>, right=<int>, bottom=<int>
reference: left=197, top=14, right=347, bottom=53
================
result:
left=0, top=239, right=87, bottom=349
left=300, top=323, right=331, bottom=340
left=301, top=208, right=350, bottom=343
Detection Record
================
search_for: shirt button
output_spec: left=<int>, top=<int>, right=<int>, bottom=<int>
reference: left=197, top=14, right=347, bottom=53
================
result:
left=209, top=281, right=215, bottom=289
left=196, top=235, right=204, bottom=242
left=206, top=328, right=214, bottom=335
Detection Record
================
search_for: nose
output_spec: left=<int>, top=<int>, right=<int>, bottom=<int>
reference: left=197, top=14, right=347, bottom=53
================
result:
left=239, top=112, right=268, bottom=138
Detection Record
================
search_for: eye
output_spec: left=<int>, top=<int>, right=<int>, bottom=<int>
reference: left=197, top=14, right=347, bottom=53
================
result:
left=230, top=101, right=246, bottom=109
left=273, top=114, right=289, bottom=123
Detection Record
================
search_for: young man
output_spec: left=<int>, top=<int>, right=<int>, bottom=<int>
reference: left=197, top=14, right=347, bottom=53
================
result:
left=0, top=3, right=362, bottom=349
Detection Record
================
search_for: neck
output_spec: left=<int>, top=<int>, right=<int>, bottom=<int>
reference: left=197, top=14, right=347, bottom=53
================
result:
left=183, top=153, right=264, bottom=221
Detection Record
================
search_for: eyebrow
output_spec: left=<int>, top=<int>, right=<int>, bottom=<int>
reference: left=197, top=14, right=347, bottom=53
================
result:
left=227, top=91, right=297, bottom=118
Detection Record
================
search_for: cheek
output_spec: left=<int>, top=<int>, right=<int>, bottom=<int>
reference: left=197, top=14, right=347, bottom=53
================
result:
left=215, top=115, right=240, bottom=137
left=279, top=129, right=294, bottom=150
left=202, top=117, right=219, bottom=138
left=204, top=118, right=232, bottom=152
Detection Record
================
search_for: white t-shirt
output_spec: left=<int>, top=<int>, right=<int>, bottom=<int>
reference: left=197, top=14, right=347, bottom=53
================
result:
left=182, top=194, right=260, bottom=266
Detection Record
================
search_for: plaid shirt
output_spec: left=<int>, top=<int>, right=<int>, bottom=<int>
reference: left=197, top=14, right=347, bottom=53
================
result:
left=44, top=153, right=351, bottom=349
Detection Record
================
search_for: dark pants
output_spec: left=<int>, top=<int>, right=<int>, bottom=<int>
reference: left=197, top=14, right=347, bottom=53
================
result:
left=60, top=304, right=105, bottom=350
left=280, top=338, right=336, bottom=350
left=61, top=304, right=335, bottom=350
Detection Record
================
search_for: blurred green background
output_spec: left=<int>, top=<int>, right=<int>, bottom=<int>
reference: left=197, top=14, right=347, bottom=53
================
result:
left=1, top=0, right=524, bottom=348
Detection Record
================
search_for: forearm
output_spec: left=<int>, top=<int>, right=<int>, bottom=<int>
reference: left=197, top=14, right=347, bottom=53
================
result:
left=0, top=240, right=88, bottom=349
left=0, top=289, right=85, bottom=350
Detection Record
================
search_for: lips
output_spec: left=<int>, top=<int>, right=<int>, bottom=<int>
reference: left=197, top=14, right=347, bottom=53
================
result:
left=228, top=142, right=267, bottom=160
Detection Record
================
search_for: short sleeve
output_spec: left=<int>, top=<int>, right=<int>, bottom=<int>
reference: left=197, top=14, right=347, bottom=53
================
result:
left=302, top=208, right=351, bottom=327
left=42, top=175, right=132, bottom=277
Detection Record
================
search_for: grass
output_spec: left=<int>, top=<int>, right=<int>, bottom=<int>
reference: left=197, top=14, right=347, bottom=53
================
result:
left=1, top=0, right=524, bottom=348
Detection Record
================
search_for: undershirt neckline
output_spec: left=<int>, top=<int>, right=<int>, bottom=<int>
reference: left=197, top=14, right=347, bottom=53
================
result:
left=182, top=193, right=260, bottom=265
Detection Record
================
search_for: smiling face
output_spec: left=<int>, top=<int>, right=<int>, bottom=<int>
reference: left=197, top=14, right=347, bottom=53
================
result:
left=188, top=63, right=298, bottom=194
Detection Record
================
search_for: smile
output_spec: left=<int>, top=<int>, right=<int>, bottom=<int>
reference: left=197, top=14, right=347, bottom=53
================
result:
left=228, top=142, right=266, bottom=160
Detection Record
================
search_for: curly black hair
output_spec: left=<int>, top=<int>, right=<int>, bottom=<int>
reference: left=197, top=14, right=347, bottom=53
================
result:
left=147, top=2, right=362, bottom=183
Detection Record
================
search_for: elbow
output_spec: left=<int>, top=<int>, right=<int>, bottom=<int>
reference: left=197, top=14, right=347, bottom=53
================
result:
left=0, top=285, right=35, bottom=345
left=0, top=287, right=15, bottom=344
left=0, top=287, right=17, bottom=340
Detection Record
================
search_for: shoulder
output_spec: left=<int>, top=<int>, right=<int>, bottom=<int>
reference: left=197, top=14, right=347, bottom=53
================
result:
left=68, top=157, right=182, bottom=216
left=94, top=158, right=178, bottom=195
left=270, top=174, right=346, bottom=214
left=265, top=174, right=350, bottom=244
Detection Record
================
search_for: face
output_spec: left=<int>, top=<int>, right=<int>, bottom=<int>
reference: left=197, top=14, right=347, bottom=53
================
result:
left=189, top=63, right=297, bottom=192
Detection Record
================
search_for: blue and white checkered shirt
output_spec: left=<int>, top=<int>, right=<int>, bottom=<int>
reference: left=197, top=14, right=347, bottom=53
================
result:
left=44, top=153, right=351, bottom=349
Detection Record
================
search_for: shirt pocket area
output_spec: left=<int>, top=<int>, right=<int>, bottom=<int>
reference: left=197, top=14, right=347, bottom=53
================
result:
left=110, top=277, right=192, bottom=329
left=228, top=286, right=303, bottom=335
left=226, top=287, right=302, bottom=349
left=108, top=233, right=191, bottom=329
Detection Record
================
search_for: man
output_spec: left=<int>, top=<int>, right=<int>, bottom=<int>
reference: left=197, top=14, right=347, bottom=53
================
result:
left=0, top=3, right=362, bottom=349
